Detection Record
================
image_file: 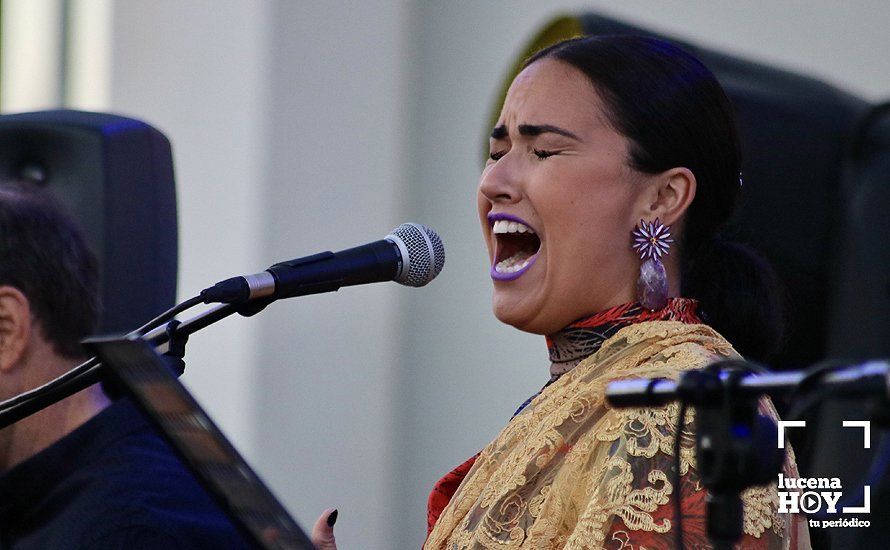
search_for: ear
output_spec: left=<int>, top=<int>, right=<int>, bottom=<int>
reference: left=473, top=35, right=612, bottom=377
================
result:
left=638, top=167, right=697, bottom=226
left=0, top=286, right=32, bottom=373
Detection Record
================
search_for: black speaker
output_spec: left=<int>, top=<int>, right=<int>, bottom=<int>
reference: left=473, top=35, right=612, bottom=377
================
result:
left=828, top=104, right=890, bottom=360
left=0, top=110, right=178, bottom=334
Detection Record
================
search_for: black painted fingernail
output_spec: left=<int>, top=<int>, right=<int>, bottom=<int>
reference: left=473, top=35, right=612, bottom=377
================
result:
left=327, top=509, right=338, bottom=527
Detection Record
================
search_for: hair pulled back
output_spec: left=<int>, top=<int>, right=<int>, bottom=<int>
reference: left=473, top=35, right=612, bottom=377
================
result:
left=0, top=183, right=100, bottom=358
left=526, top=35, right=784, bottom=360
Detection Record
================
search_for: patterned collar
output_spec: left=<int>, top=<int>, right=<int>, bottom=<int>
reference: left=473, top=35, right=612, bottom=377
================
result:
left=547, top=298, right=702, bottom=371
left=509, top=298, right=702, bottom=418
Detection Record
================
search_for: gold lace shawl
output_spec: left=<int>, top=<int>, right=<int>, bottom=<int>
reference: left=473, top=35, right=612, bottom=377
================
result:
left=425, top=321, right=810, bottom=549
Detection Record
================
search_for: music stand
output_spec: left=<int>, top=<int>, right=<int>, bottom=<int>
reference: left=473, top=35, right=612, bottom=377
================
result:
left=84, top=335, right=314, bottom=550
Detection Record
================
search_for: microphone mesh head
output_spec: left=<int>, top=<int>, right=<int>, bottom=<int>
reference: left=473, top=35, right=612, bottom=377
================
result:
left=388, top=223, right=445, bottom=287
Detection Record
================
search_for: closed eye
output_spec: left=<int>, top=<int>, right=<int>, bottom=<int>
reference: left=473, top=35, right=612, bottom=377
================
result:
left=489, top=150, right=507, bottom=161
left=534, top=149, right=557, bottom=160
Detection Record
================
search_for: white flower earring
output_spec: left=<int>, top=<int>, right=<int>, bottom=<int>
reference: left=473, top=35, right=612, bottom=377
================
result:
left=631, top=218, right=673, bottom=310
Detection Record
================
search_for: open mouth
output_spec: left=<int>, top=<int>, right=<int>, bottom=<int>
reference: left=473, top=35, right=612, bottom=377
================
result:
left=488, top=214, right=541, bottom=280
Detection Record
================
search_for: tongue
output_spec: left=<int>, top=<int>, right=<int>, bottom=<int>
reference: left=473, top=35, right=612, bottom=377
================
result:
left=496, top=233, right=540, bottom=265
left=506, top=249, right=533, bottom=263
left=496, top=250, right=534, bottom=272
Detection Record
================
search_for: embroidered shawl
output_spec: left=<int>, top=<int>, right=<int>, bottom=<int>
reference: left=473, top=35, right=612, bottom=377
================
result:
left=425, top=321, right=809, bottom=549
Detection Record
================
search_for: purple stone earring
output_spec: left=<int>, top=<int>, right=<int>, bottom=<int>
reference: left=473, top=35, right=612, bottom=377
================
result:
left=631, top=218, right=674, bottom=310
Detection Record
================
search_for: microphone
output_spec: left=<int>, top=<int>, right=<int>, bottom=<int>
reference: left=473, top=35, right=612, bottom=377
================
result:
left=199, top=223, right=444, bottom=305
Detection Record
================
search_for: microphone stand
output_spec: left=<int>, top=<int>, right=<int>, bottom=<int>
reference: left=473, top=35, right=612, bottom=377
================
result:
left=605, top=358, right=890, bottom=548
left=0, top=221, right=442, bottom=431
left=606, top=360, right=890, bottom=406
left=0, top=301, right=255, bottom=431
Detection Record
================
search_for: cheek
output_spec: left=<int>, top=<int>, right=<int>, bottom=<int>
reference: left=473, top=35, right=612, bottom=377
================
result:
left=574, top=210, right=634, bottom=270
left=476, top=186, right=488, bottom=219
left=539, top=178, right=637, bottom=288
left=477, top=187, right=494, bottom=257
left=546, top=186, right=631, bottom=247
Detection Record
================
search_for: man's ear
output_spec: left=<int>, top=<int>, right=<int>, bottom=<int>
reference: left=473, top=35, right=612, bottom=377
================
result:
left=638, top=167, right=697, bottom=226
left=0, top=286, right=31, bottom=373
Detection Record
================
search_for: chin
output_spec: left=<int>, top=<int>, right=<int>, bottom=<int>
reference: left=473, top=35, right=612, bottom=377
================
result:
left=491, top=296, right=550, bottom=335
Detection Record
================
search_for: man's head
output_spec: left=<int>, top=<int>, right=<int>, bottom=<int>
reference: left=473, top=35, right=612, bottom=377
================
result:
left=0, top=183, right=99, bottom=368
left=0, top=184, right=108, bottom=471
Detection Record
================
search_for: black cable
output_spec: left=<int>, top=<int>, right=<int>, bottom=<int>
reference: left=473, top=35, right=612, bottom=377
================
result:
left=715, top=358, right=771, bottom=376
left=0, top=362, right=104, bottom=430
left=785, top=359, right=851, bottom=422
left=0, top=356, right=99, bottom=413
left=674, top=399, right=688, bottom=550
left=131, top=295, right=204, bottom=336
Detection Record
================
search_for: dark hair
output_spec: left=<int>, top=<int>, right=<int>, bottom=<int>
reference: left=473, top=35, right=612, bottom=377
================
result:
left=0, top=183, right=100, bottom=358
left=526, top=35, right=784, bottom=360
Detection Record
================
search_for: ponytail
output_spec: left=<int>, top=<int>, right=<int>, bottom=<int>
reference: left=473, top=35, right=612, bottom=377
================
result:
left=682, top=237, right=786, bottom=361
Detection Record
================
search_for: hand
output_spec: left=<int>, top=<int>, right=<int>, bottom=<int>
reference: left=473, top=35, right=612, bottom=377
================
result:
left=311, top=508, right=338, bottom=550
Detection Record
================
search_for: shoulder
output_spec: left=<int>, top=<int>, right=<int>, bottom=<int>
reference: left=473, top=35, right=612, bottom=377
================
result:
left=58, top=425, right=247, bottom=548
left=624, top=320, right=734, bottom=353
left=592, top=320, right=738, bottom=382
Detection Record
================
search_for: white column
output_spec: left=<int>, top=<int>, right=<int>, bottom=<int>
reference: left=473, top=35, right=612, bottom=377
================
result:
left=65, top=0, right=113, bottom=110
left=0, top=0, right=64, bottom=111
left=106, top=0, right=272, bottom=459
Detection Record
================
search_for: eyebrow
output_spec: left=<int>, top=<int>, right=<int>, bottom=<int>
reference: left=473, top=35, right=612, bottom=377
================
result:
left=489, top=123, right=581, bottom=141
left=490, top=125, right=508, bottom=140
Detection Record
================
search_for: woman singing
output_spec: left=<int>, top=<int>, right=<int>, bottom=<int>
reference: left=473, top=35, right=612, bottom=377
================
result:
left=314, top=35, right=810, bottom=549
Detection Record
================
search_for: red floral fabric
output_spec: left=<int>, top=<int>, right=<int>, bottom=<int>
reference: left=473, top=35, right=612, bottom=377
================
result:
left=427, top=453, right=479, bottom=535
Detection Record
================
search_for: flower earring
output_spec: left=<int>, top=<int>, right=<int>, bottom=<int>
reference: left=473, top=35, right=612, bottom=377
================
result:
left=631, top=218, right=673, bottom=310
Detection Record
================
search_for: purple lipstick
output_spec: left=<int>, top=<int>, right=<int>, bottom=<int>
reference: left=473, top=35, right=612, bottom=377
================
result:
left=487, top=213, right=541, bottom=281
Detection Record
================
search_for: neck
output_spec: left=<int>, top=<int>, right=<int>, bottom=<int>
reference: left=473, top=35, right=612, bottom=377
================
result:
left=546, top=298, right=701, bottom=378
left=0, top=358, right=110, bottom=472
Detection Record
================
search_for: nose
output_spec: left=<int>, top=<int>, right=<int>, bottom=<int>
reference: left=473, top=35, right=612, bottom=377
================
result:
left=479, top=154, right=521, bottom=205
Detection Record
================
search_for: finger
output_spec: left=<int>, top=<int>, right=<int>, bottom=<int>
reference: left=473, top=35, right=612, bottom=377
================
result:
left=311, top=507, right=338, bottom=550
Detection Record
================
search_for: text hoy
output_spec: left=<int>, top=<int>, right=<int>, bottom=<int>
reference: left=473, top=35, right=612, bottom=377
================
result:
left=777, top=474, right=869, bottom=514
